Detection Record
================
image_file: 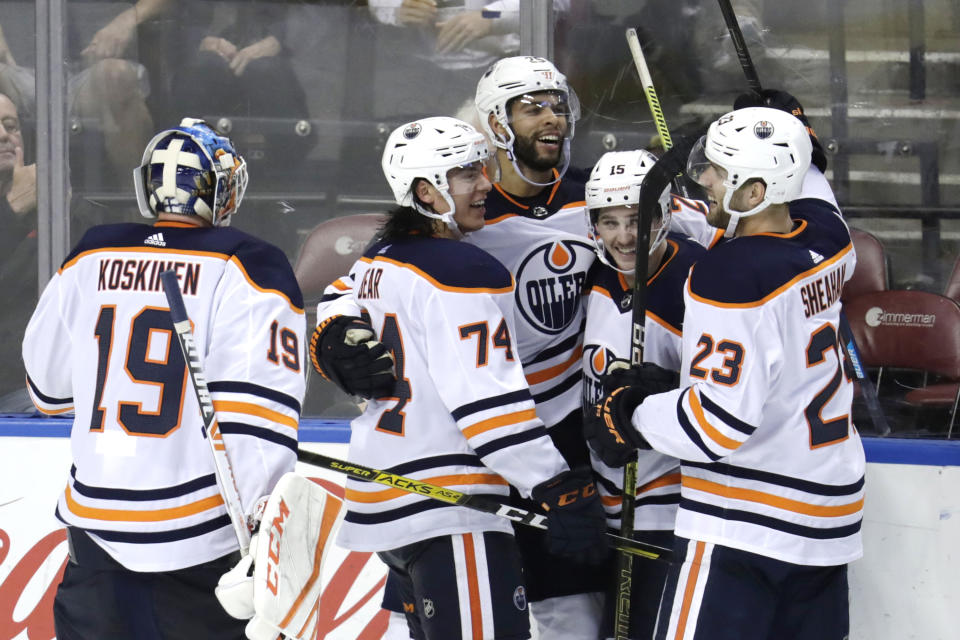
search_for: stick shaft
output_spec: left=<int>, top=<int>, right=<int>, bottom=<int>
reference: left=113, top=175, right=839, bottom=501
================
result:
left=839, top=313, right=891, bottom=436
left=626, top=28, right=672, bottom=151
left=161, top=270, right=251, bottom=553
left=716, top=0, right=763, bottom=94
left=295, top=448, right=672, bottom=562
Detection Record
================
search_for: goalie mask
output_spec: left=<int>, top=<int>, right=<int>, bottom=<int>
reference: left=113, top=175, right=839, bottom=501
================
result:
left=134, top=118, right=248, bottom=227
left=475, top=56, right=580, bottom=187
left=686, top=106, right=811, bottom=237
left=382, top=116, right=489, bottom=238
left=585, top=150, right=671, bottom=275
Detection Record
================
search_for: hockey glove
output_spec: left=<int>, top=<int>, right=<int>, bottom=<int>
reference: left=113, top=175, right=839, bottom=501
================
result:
left=310, top=315, right=395, bottom=399
left=586, top=363, right=678, bottom=467
left=532, top=467, right=609, bottom=565
left=733, top=88, right=828, bottom=173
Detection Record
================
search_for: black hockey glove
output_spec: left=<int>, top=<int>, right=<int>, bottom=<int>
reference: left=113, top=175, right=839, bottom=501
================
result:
left=309, top=315, right=395, bottom=399
left=733, top=88, right=828, bottom=173
left=532, top=467, right=609, bottom=565
left=585, top=363, right=678, bottom=467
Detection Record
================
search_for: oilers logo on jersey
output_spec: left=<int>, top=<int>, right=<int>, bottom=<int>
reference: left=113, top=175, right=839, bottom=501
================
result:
left=581, top=343, right=617, bottom=408
left=514, top=238, right=593, bottom=335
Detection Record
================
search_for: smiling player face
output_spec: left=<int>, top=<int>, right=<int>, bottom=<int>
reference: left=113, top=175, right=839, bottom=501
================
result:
left=439, top=161, right=493, bottom=233
left=507, top=91, right=571, bottom=172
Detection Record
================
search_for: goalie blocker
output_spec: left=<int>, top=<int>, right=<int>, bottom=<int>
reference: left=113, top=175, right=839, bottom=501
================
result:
left=216, top=473, right=345, bottom=640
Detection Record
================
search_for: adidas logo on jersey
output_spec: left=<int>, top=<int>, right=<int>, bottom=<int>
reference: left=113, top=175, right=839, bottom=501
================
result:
left=145, top=232, right=166, bottom=247
left=809, top=249, right=824, bottom=264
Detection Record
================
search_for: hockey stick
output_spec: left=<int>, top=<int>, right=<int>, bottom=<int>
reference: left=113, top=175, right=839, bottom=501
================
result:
left=612, top=27, right=679, bottom=639
left=626, top=28, right=672, bottom=151
left=161, top=270, right=252, bottom=555
left=295, top=448, right=673, bottom=563
left=714, top=0, right=892, bottom=437
left=716, top=0, right=762, bottom=96
left=840, top=314, right=891, bottom=436
left=625, top=28, right=693, bottom=203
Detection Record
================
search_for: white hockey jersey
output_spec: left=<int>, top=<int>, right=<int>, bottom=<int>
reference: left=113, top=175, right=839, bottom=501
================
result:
left=464, top=171, right=595, bottom=437
left=633, top=198, right=865, bottom=566
left=582, top=234, right=704, bottom=532
left=317, top=236, right=568, bottom=552
left=22, top=221, right=305, bottom=572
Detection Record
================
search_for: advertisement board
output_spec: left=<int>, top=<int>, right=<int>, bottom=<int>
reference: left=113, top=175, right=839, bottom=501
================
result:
left=2, top=421, right=959, bottom=639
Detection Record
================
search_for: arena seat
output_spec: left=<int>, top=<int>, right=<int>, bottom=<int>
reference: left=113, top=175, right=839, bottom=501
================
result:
left=293, top=213, right=384, bottom=305
left=842, top=227, right=889, bottom=302
left=844, top=290, right=960, bottom=436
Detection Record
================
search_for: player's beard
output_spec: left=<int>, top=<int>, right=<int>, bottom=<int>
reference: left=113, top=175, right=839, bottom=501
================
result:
left=705, top=204, right=730, bottom=230
left=513, top=130, right=563, bottom=172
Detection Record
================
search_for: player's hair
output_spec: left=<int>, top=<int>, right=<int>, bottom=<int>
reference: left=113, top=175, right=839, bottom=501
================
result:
left=379, top=199, right=440, bottom=241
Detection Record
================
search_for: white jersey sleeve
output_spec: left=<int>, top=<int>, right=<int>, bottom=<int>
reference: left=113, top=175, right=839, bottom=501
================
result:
left=23, top=273, right=76, bottom=414
left=316, top=272, right=363, bottom=324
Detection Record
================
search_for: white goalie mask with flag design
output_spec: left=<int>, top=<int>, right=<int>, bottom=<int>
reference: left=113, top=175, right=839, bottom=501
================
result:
left=134, top=117, right=248, bottom=227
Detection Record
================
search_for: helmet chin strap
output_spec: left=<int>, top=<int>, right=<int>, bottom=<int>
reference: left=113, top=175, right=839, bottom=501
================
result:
left=413, top=192, right=464, bottom=240
left=594, top=242, right=635, bottom=275
left=505, top=139, right=570, bottom=187
left=720, top=185, right=772, bottom=238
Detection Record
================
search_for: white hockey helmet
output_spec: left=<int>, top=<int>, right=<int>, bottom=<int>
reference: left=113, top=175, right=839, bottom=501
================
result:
left=474, top=56, right=580, bottom=186
left=585, top=150, right=672, bottom=274
left=687, top=106, right=812, bottom=236
left=381, top=116, right=489, bottom=237
left=134, top=118, right=248, bottom=227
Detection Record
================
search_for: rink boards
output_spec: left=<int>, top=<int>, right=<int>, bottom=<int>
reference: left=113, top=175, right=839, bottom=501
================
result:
left=0, top=418, right=958, bottom=640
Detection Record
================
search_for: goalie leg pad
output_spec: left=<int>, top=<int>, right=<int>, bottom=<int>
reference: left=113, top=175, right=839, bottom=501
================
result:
left=250, top=472, right=345, bottom=640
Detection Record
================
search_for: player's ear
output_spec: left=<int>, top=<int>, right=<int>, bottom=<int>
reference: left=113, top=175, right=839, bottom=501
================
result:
left=414, top=179, right=436, bottom=206
left=749, top=180, right=767, bottom=206
left=489, top=112, right=508, bottom=140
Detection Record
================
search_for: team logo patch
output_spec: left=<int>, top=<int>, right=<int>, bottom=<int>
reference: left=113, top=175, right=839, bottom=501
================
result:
left=620, top=292, right=633, bottom=311
left=422, top=598, right=435, bottom=619
left=514, top=239, right=594, bottom=335
left=753, top=120, right=774, bottom=139
left=513, top=586, right=527, bottom=611
left=403, top=123, right=422, bottom=139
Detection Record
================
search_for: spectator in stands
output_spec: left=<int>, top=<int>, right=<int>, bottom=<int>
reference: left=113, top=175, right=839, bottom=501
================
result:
left=368, top=1, right=570, bottom=116
left=0, top=23, right=34, bottom=118
left=0, top=91, right=37, bottom=407
left=68, top=0, right=164, bottom=180
left=170, top=1, right=315, bottom=171
left=0, top=0, right=158, bottom=183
